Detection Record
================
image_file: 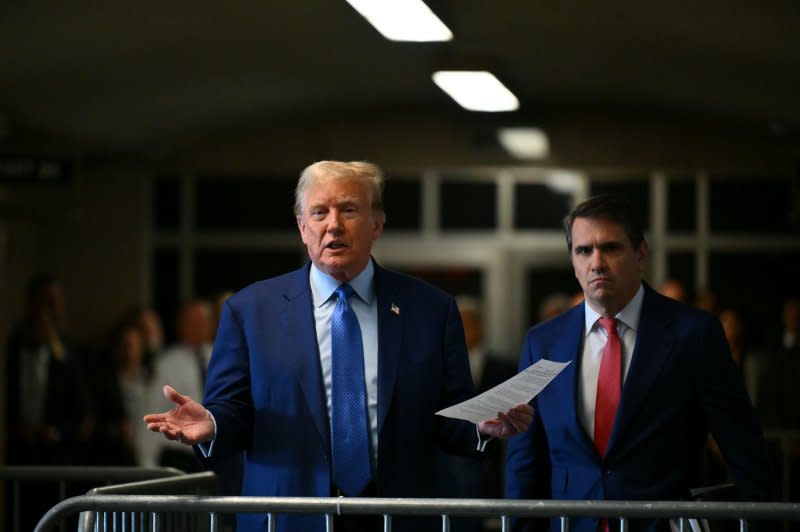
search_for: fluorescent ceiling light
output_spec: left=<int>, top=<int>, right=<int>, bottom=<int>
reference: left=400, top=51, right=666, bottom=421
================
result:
left=432, top=71, right=519, bottom=112
left=545, top=171, right=583, bottom=194
left=346, top=0, right=453, bottom=42
left=498, top=127, right=549, bottom=159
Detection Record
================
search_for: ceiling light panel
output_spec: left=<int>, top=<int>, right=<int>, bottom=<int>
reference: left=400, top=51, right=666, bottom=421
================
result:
left=346, top=0, right=453, bottom=42
left=432, top=71, right=519, bottom=112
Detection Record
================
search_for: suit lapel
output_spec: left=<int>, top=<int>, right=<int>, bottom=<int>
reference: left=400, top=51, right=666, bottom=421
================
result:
left=374, top=264, right=402, bottom=434
left=281, top=264, right=329, bottom=447
left=552, top=305, right=598, bottom=452
left=606, top=286, right=674, bottom=455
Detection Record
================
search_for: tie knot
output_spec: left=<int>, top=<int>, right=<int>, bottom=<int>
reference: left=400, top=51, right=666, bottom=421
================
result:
left=598, top=317, right=618, bottom=336
left=336, top=283, right=355, bottom=301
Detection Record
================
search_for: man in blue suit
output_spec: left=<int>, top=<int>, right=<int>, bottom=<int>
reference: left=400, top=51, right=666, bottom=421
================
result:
left=145, top=160, right=532, bottom=532
left=504, top=195, right=774, bottom=532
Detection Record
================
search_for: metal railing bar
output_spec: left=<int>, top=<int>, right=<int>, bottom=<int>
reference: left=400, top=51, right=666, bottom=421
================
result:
left=59, top=480, right=67, bottom=532
left=0, top=466, right=184, bottom=482
left=501, top=514, right=509, bottom=532
left=87, top=471, right=217, bottom=496
left=35, top=495, right=800, bottom=520
left=35, top=496, right=800, bottom=532
left=383, top=513, right=391, bottom=532
left=13, top=479, right=21, bottom=532
left=560, top=515, right=569, bottom=532
left=441, top=513, right=450, bottom=532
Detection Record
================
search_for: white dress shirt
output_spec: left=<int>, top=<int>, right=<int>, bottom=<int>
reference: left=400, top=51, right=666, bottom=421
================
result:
left=577, top=283, right=644, bottom=442
left=309, top=261, right=380, bottom=466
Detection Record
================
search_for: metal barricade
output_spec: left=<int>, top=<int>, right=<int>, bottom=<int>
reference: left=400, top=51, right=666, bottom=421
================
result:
left=78, top=471, right=218, bottom=532
left=0, top=466, right=184, bottom=532
left=764, top=428, right=800, bottom=502
left=34, top=495, right=800, bottom=532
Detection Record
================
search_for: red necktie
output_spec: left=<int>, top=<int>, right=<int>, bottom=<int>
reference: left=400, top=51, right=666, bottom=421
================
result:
left=594, top=317, right=621, bottom=458
left=595, top=317, right=622, bottom=532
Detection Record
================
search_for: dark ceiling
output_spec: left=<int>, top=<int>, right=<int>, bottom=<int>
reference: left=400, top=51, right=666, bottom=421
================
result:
left=2, top=1, right=799, bottom=156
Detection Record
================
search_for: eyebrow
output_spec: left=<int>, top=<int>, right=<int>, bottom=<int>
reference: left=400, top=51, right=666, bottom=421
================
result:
left=573, top=241, right=625, bottom=252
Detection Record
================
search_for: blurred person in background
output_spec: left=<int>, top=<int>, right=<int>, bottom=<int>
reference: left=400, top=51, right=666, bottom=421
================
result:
left=3, top=274, right=93, bottom=531
left=538, top=292, right=572, bottom=323
left=147, top=299, right=213, bottom=471
left=4, top=273, right=93, bottom=465
left=658, top=278, right=687, bottom=303
left=130, top=307, right=165, bottom=381
left=752, top=297, right=800, bottom=502
left=436, top=295, right=518, bottom=532
left=212, top=290, right=234, bottom=340
left=91, top=321, right=151, bottom=465
left=694, top=288, right=719, bottom=315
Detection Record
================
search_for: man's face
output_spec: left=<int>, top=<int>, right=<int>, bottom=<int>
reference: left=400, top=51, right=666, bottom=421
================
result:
left=297, top=177, right=384, bottom=282
left=570, top=216, right=647, bottom=316
left=179, top=303, right=212, bottom=348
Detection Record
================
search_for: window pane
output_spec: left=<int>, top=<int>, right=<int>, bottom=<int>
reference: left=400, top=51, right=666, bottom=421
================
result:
left=441, top=180, right=496, bottom=230
left=154, top=176, right=180, bottom=231
left=196, top=176, right=296, bottom=231
left=383, top=178, right=421, bottom=231
left=396, top=266, right=482, bottom=297
left=710, top=179, right=797, bottom=234
left=668, top=180, right=696, bottom=232
left=153, top=248, right=179, bottom=344
left=514, top=184, right=572, bottom=229
left=589, top=180, right=650, bottom=232
left=194, top=249, right=304, bottom=297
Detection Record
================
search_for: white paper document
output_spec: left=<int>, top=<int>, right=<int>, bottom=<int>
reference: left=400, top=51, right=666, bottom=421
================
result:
left=435, top=359, right=571, bottom=423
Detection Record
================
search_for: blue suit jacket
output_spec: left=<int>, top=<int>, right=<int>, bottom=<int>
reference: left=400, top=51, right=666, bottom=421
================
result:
left=505, top=285, right=773, bottom=532
left=202, top=261, right=477, bottom=532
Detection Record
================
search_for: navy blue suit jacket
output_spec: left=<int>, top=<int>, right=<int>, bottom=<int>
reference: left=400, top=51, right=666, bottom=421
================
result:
left=505, top=285, right=773, bottom=532
left=201, top=261, right=477, bottom=532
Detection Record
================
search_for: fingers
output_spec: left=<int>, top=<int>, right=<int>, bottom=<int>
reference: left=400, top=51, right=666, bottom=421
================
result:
left=143, top=413, right=168, bottom=424
left=507, top=404, right=533, bottom=424
left=163, top=385, right=193, bottom=406
left=145, top=420, right=192, bottom=444
left=502, top=404, right=533, bottom=432
left=497, top=411, right=524, bottom=434
left=477, top=419, right=502, bottom=438
left=477, top=403, right=534, bottom=438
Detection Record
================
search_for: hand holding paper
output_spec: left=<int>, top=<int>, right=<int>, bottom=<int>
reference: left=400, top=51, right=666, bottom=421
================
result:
left=477, top=403, right=534, bottom=438
left=437, top=359, right=571, bottom=436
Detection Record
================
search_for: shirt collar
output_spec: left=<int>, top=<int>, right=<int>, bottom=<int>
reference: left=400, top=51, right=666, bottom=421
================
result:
left=309, top=259, right=375, bottom=307
left=583, top=282, right=644, bottom=336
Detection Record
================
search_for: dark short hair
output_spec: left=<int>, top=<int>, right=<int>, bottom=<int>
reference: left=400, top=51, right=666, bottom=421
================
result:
left=562, top=195, right=645, bottom=252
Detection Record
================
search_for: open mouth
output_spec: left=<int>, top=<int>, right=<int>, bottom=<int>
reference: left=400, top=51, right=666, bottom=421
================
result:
left=326, top=241, right=346, bottom=250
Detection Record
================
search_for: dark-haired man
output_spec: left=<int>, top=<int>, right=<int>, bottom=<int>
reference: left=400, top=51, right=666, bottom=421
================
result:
left=505, top=195, right=773, bottom=532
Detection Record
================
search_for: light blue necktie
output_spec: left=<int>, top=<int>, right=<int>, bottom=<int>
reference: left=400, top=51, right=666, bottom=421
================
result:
left=330, top=283, right=372, bottom=496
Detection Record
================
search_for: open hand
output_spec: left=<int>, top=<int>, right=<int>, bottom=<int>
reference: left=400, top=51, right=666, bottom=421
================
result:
left=143, top=385, right=214, bottom=445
